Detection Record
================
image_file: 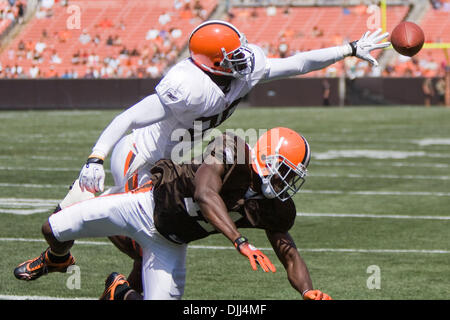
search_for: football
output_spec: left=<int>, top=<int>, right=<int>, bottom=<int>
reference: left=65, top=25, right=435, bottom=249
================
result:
left=390, top=21, right=425, bottom=57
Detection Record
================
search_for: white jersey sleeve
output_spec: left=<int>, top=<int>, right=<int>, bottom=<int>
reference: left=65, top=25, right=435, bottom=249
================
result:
left=91, top=94, right=169, bottom=158
left=263, top=45, right=350, bottom=82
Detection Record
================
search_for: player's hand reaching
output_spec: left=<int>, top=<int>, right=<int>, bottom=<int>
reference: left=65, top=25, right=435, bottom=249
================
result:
left=349, top=28, right=390, bottom=66
left=234, top=236, right=276, bottom=273
left=302, top=289, right=332, bottom=300
left=79, top=155, right=105, bottom=193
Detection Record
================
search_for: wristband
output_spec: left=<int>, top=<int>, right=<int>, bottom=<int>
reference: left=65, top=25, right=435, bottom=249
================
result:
left=349, top=40, right=358, bottom=56
left=86, top=157, right=104, bottom=165
left=302, top=289, right=311, bottom=297
left=233, top=236, right=248, bottom=251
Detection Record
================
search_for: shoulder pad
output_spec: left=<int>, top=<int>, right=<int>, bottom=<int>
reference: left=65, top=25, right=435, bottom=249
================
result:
left=155, top=59, right=217, bottom=106
left=248, top=44, right=269, bottom=84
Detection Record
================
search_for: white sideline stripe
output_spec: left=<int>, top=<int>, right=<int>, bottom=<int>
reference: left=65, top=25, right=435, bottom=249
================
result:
left=0, top=295, right=96, bottom=300
left=1, top=166, right=449, bottom=180
left=2, top=162, right=450, bottom=170
left=0, top=166, right=79, bottom=172
left=1, top=198, right=449, bottom=219
left=188, top=245, right=450, bottom=254
left=0, top=183, right=68, bottom=188
left=301, top=190, right=450, bottom=197
left=0, top=209, right=52, bottom=215
left=297, top=212, right=450, bottom=220
left=0, top=238, right=110, bottom=246
left=0, top=183, right=111, bottom=190
left=309, top=173, right=450, bottom=180
left=0, top=198, right=59, bottom=215
left=0, top=155, right=76, bottom=161
left=314, top=161, right=450, bottom=169
left=0, top=166, right=112, bottom=173
left=0, top=198, right=60, bottom=204
left=0, top=237, right=448, bottom=254
left=312, top=150, right=450, bottom=160
left=1, top=184, right=450, bottom=197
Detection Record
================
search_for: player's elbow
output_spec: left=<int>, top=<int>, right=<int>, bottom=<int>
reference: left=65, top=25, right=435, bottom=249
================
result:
left=193, top=188, right=210, bottom=205
left=193, top=188, right=219, bottom=207
left=112, top=111, right=133, bottom=130
left=41, top=220, right=53, bottom=238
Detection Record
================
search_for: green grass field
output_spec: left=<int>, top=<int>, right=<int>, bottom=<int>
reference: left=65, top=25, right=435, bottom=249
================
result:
left=0, top=106, right=449, bottom=300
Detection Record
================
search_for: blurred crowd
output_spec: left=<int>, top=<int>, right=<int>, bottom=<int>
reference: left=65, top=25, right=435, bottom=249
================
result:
left=0, top=0, right=448, bottom=79
left=227, top=4, right=449, bottom=79
left=0, top=0, right=209, bottom=79
left=0, top=0, right=25, bottom=35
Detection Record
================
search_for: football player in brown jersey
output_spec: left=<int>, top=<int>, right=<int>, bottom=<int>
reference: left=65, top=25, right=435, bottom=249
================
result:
left=14, top=127, right=331, bottom=300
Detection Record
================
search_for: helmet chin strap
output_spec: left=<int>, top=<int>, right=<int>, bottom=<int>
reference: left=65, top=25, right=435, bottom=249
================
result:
left=261, top=181, right=277, bottom=199
left=251, top=148, right=277, bottom=199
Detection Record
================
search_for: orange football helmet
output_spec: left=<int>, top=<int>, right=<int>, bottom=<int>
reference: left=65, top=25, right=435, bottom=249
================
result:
left=252, top=127, right=310, bottom=201
left=189, top=20, right=255, bottom=78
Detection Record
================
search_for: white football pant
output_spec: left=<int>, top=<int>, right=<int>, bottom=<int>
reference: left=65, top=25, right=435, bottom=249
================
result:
left=49, top=189, right=187, bottom=300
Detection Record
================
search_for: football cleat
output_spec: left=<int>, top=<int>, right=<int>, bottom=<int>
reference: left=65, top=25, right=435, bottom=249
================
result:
left=100, top=272, right=131, bottom=300
left=14, top=248, right=75, bottom=281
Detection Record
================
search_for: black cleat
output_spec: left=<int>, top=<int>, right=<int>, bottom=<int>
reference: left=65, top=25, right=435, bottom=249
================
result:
left=100, top=272, right=131, bottom=300
left=14, top=248, right=75, bottom=281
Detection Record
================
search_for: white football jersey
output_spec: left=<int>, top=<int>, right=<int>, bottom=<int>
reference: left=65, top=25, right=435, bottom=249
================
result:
left=132, top=44, right=268, bottom=164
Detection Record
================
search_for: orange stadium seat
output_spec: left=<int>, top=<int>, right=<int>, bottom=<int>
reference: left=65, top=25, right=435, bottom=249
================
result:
left=387, top=4, right=450, bottom=78
left=0, top=0, right=218, bottom=78
left=1, top=2, right=447, bottom=79
left=228, top=5, right=409, bottom=77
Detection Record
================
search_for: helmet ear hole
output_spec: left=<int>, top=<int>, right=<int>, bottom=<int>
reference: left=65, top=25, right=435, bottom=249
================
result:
left=214, top=62, right=220, bottom=67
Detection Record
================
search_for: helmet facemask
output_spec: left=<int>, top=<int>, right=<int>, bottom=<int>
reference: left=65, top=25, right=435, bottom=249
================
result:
left=252, top=147, right=308, bottom=202
left=219, top=34, right=255, bottom=78
left=263, top=154, right=308, bottom=201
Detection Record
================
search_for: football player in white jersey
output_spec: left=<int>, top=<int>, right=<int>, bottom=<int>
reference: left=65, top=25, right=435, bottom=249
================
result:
left=55, top=20, right=389, bottom=292
left=74, top=20, right=389, bottom=196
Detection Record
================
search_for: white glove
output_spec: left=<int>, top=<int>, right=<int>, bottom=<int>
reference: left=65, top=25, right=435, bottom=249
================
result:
left=349, top=28, right=390, bottom=66
left=78, top=157, right=105, bottom=193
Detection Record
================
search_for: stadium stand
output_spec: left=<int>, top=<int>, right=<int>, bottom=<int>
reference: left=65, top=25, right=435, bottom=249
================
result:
left=385, top=1, right=450, bottom=77
left=0, top=0, right=25, bottom=36
left=0, top=0, right=448, bottom=79
left=227, top=4, right=409, bottom=77
left=0, top=0, right=217, bottom=78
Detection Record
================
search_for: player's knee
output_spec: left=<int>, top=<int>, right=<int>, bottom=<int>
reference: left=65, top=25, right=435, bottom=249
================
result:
left=41, top=220, right=53, bottom=238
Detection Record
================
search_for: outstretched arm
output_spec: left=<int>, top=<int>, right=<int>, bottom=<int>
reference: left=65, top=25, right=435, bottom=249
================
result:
left=266, top=230, right=332, bottom=300
left=91, top=94, right=169, bottom=159
left=194, top=156, right=275, bottom=272
left=194, top=156, right=241, bottom=242
left=263, top=29, right=390, bottom=82
left=79, top=94, right=170, bottom=193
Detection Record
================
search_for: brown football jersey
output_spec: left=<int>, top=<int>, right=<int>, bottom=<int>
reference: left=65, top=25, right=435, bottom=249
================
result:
left=151, top=132, right=297, bottom=244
